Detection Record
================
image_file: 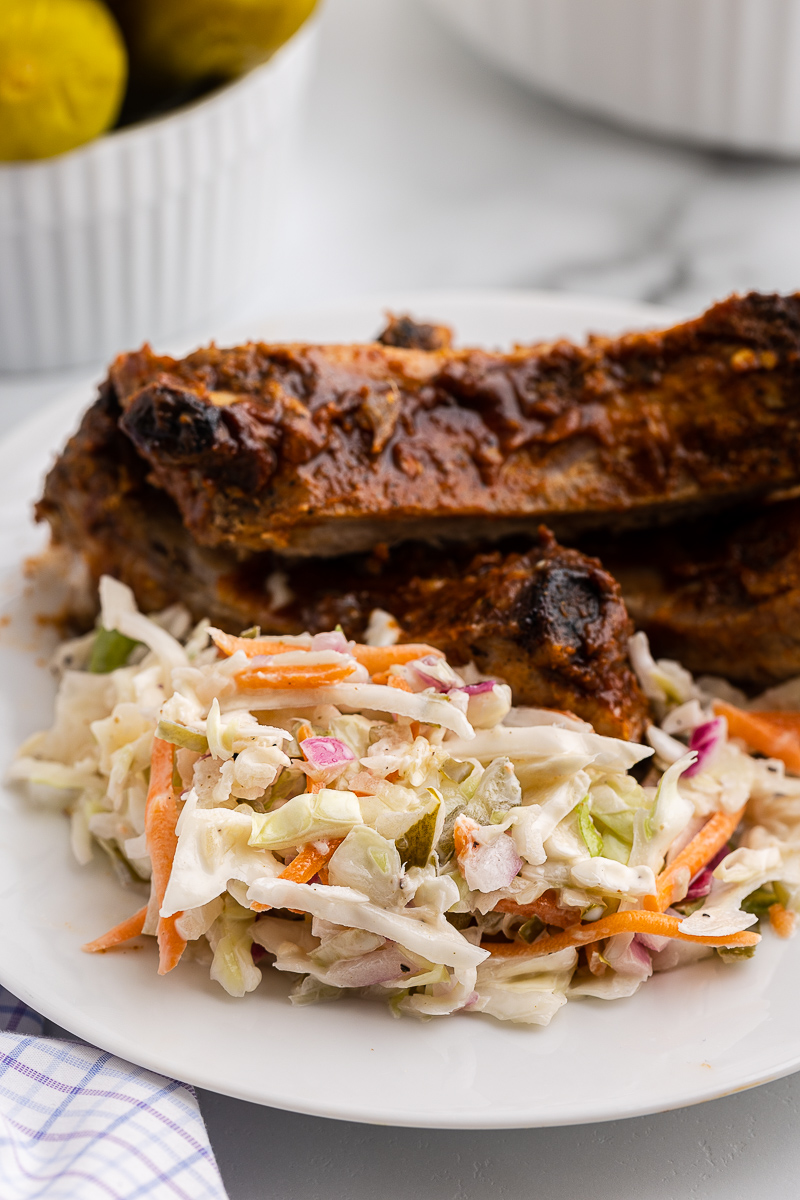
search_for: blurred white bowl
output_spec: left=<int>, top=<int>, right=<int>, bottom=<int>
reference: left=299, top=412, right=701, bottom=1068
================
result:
left=426, top=0, right=800, bottom=158
left=0, top=23, right=316, bottom=373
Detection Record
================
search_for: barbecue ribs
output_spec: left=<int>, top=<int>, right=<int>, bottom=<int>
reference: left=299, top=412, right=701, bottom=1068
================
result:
left=38, top=291, right=800, bottom=729
left=36, top=379, right=645, bottom=737
left=48, top=290, right=800, bottom=558
left=591, top=496, right=800, bottom=689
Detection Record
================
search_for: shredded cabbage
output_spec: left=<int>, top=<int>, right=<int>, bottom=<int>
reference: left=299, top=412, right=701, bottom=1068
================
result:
left=14, top=576, right=800, bottom=1026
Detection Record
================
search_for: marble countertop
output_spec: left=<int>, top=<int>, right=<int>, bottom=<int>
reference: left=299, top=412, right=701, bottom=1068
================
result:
left=9, top=0, right=800, bottom=1195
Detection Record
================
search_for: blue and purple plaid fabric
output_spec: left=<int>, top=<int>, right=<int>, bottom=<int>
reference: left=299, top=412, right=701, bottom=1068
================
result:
left=0, top=986, right=228, bottom=1199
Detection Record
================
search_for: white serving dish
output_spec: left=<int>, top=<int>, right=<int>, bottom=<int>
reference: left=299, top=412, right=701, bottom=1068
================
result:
left=4, top=289, right=800, bottom=1130
left=0, top=24, right=316, bottom=373
left=426, top=0, right=800, bottom=158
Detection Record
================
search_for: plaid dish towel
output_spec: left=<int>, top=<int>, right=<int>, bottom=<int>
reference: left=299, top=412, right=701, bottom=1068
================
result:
left=0, top=986, right=228, bottom=1199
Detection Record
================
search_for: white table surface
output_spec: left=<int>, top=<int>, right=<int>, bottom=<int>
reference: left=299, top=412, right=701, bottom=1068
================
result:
left=8, top=0, right=800, bottom=1195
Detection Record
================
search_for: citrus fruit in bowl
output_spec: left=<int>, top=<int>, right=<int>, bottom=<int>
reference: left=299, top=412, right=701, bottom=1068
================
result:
left=116, top=0, right=318, bottom=90
left=0, top=0, right=127, bottom=161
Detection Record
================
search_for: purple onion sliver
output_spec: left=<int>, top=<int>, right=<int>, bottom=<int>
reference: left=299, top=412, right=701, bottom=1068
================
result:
left=460, top=681, right=497, bottom=695
left=634, top=931, right=670, bottom=954
left=310, top=631, right=351, bottom=655
left=685, top=844, right=730, bottom=900
left=301, top=736, right=355, bottom=769
left=684, top=718, right=725, bottom=777
left=408, top=666, right=450, bottom=693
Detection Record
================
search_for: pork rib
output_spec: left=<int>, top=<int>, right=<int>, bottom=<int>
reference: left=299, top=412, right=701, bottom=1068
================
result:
left=36, top=384, right=645, bottom=738
left=78, top=290, right=800, bottom=557
left=592, top=496, right=800, bottom=689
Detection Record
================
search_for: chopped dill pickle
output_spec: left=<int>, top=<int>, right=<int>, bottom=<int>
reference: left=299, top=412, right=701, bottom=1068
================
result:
left=716, top=944, right=757, bottom=963
left=445, top=912, right=473, bottom=931
left=155, top=718, right=209, bottom=754
left=396, top=802, right=439, bottom=869
left=239, top=626, right=261, bottom=638
left=442, top=758, right=473, bottom=784
left=89, top=627, right=140, bottom=673
left=742, top=884, right=778, bottom=916
left=518, top=917, right=545, bottom=943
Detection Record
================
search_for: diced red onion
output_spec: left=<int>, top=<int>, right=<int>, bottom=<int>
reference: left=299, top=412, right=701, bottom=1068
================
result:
left=462, top=990, right=480, bottom=1010
left=324, top=944, right=412, bottom=988
left=463, top=682, right=512, bottom=729
left=459, top=681, right=497, bottom=695
left=685, top=845, right=731, bottom=900
left=459, top=828, right=523, bottom=893
left=684, top=718, right=725, bottom=777
left=301, top=736, right=355, bottom=770
left=310, top=631, right=352, bottom=655
left=634, top=931, right=670, bottom=954
left=409, top=668, right=448, bottom=692
left=407, top=655, right=464, bottom=693
left=605, top=933, right=653, bottom=978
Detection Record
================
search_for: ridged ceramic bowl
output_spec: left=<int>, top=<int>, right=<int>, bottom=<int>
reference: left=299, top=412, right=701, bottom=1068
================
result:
left=426, top=0, right=800, bottom=158
left=0, top=24, right=316, bottom=373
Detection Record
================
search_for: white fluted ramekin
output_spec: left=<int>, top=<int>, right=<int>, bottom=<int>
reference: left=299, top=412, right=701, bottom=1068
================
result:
left=426, top=0, right=800, bottom=158
left=0, top=24, right=315, bottom=373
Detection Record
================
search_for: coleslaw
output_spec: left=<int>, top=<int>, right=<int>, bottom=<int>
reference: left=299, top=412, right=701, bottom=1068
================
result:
left=10, top=576, right=800, bottom=1025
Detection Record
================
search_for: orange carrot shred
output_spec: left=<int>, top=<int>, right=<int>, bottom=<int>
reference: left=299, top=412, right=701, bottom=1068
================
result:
left=496, top=892, right=583, bottom=929
left=82, top=905, right=148, bottom=954
left=249, top=839, right=344, bottom=912
left=236, top=662, right=357, bottom=690
left=350, top=643, right=443, bottom=674
left=643, top=806, right=746, bottom=912
left=487, top=910, right=760, bottom=957
left=769, top=902, right=797, bottom=939
left=714, top=700, right=800, bottom=773
left=751, top=712, right=800, bottom=734
left=145, top=737, right=187, bottom=975
left=212, top=630, right=311, bottom=658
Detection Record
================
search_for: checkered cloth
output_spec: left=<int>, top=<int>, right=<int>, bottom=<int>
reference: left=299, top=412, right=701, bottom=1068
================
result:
left=0, top=986, right=228, bottom=1199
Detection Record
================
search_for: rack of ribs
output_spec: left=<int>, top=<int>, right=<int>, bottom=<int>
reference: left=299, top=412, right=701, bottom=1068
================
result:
left=589, top=495, right=800, bottom=689
left=50, top=290, right=800, bottom=559
left=35, top=290, right=800, bottom=731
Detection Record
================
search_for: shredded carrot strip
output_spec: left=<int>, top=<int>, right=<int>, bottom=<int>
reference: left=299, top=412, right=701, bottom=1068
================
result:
left=371, top=671, right=415, bottom=690
left=212, top=629, right=443, bottom=674
left=495, top=892, right=583, bottom=929
left=236, top=662, right=357, bottom=690
left=750, top=712, right=800, bottom=733
left=714, top=700, right=800, bottom=773
left=769, top=902, right=797, bottom=939
left=350, top=644, right=443, bottom=674
left=643, top=806, right=745, bottom=912
left=487, top=910, right=760, bottom=957
left=145, top=737, right=187, bottom=975
left=212, top=630, right=310, bottom=657
left=82, top=905, right=148, bottom=954
left=250, top=839, right=344, bottom=912
left=453, top=815, right=473, bottom=861
left=283, top=839, right=344, bottom=884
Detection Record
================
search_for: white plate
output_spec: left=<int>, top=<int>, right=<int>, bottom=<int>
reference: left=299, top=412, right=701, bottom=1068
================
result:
left=1, top=289, right=795, bottom=1131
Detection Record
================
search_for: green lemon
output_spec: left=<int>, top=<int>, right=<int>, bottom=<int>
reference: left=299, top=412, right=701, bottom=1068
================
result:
left=0, top=0, right=127, bottom=161
left=122, top=0, right=317, bottom=88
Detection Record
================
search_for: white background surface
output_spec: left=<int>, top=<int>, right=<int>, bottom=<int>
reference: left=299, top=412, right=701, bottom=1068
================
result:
left=6, top=0, right=800, bottom=1195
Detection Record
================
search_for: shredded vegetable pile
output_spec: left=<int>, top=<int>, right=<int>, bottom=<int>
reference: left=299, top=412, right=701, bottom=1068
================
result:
left=11, top=576, right=800, bottom=1024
